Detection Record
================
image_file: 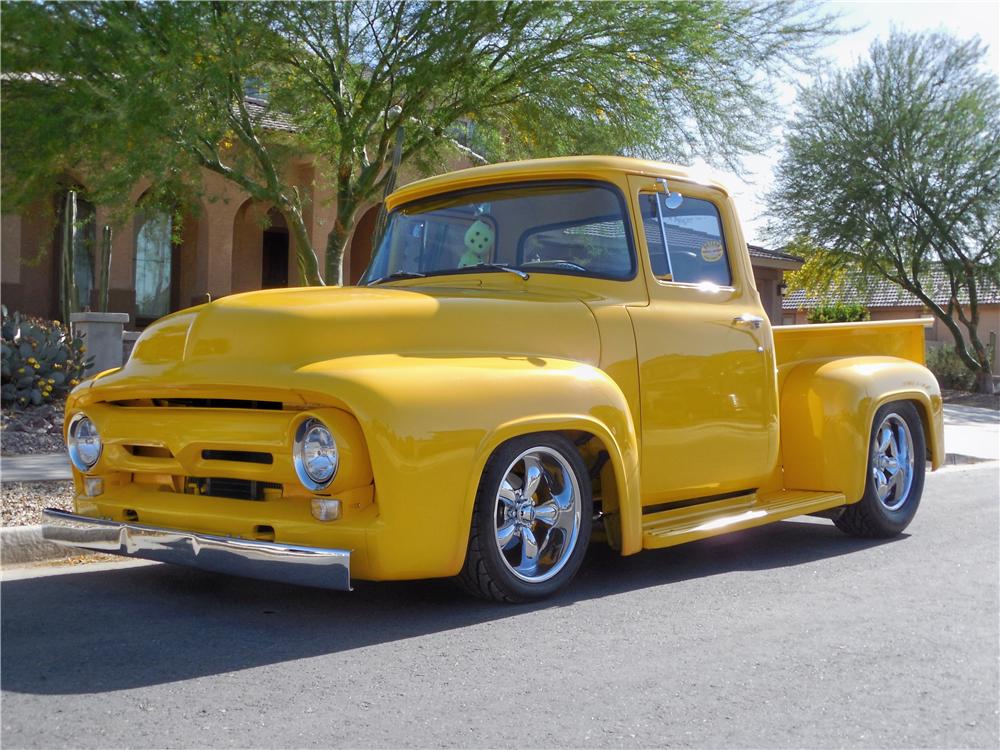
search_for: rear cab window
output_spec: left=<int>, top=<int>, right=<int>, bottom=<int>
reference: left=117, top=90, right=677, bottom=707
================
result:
left=639, top=193, right=731, bottom=286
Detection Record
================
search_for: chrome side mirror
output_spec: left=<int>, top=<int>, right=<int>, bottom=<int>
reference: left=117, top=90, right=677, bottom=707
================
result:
left=655, top=178, right=684, bottom=209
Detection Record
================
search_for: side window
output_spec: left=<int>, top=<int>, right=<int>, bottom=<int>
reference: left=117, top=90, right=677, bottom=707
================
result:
left=639, top=193, right=731, bottom=286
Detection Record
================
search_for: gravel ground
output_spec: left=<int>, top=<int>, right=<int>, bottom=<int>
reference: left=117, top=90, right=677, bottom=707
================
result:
left=1, top=481, right=73, bottom=527
left=1, top=400, right=66, bottom=455
left=942, top=388, right=1000, bottom=411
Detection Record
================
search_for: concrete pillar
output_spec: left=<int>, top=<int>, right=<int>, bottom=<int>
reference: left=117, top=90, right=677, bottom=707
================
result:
left=70, top=312, right=129, bottom=375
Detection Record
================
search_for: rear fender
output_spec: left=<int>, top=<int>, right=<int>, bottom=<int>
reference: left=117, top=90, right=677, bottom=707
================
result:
left=780, top=356, right=943, bottom=503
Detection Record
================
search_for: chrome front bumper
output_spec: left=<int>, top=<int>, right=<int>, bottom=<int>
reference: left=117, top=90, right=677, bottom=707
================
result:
left=41, top=509, right=351, bottom=591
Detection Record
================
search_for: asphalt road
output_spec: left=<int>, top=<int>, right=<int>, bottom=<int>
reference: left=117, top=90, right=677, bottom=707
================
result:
left=2, top=463, right=998, bottom=749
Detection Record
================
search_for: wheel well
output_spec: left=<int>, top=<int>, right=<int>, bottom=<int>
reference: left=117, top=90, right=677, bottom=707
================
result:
left=557, top=429, right=620, bottom=547
left=904, top=398, right=935, bottom=462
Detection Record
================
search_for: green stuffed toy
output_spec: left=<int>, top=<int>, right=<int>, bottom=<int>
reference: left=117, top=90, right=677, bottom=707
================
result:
left=458, top=219, right=494, bottom=267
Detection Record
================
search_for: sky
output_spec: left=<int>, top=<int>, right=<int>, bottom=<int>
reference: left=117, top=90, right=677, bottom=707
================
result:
left=692, top=0, right=1000, bottom=247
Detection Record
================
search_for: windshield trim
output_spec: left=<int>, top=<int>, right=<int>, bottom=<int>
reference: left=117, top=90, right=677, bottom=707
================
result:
left=361, top=179, right=639, bottom=284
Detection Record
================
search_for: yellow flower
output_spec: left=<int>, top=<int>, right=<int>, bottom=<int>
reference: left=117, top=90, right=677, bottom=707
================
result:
left=70, top=379, right=79, bottom=386
left=32, top=363, right=40, bottom=370
left=53, top=320, right=60, bottom=326
left=47, top=378, right=54, bottom=384
left=17, top=367, right=24, bottom=374
left=80, top=346, right=87, bottom=352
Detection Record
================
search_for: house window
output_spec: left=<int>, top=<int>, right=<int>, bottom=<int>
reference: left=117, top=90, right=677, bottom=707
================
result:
left=135, top=210, right=173, bottom=320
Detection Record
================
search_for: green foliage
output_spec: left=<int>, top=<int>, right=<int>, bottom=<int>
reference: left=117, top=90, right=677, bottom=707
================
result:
left=1, top=306, right=90, bottom=408
left=926, top=345, right=979, bottom=391
left=2, top=1, right=840, bottom=286
left=806, top=302, right=870, bottom=324
left=767, top=31, right=1000, bottom=391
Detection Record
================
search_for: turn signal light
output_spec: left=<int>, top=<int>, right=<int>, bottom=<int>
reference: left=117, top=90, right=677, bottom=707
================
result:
left=311, top=498, right=341, bottom=521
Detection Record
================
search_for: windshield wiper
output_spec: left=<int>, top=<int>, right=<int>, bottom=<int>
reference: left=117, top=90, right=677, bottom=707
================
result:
left=470, top=263, right=530, bottom=280
left=367, top=271, right=426, bottom=286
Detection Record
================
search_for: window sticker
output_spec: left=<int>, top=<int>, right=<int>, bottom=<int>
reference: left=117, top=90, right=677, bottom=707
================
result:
left=700, top=240, right=724, bottom=263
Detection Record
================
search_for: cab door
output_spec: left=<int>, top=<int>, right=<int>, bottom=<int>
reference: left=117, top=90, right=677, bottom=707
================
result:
left=625, top=175, right=778, bottom=505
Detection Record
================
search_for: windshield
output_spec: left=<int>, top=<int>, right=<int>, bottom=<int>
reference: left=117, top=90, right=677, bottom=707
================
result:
left=359, top=182, right=636, bottom=284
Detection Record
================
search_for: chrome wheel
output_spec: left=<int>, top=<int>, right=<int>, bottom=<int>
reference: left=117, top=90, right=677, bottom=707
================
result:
left=494, top=447, right=582, bottom=583
left=872, top=412, right=915, bottom=511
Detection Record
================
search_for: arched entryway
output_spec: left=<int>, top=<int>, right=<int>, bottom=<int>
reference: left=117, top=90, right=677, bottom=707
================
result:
left=232, top=201, right=294, bottom=293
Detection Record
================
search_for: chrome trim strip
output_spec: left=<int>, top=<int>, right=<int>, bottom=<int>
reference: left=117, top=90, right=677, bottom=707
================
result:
left=41, top=509, right=351, bottom=591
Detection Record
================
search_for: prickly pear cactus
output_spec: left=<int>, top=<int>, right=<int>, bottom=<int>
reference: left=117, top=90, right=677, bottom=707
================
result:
left=1, top=306, right=91, bottom=408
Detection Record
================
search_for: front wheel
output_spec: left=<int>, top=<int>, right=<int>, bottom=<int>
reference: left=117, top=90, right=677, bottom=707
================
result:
left=835, top=401, right=926, bottom=538
left=458, top=434, right=592, bottom=602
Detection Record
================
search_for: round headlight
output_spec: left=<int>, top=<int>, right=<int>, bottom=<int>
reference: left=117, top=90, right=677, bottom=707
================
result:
left=293, top=418, right=338, bottom=490
left=67, top=413, right=102, bottom=472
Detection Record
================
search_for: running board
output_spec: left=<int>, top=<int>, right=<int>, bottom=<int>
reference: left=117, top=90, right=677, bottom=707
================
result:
left=641, top=489, right=847, bottom=550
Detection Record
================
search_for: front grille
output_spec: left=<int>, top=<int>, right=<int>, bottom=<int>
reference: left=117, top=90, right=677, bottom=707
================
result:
left=201, top=449, right=273, bottom=464
left=184, top=477, right=281, bottom=501
left=154, top=398, right=283, bottom=410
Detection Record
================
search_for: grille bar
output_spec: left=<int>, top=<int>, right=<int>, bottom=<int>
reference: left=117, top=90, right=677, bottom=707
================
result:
left=185, top=477, right=281, bottom=501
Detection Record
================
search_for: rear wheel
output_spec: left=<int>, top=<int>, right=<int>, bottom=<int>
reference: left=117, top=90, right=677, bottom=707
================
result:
left=458, top=434, right=592, bottom=602
left=835, top=401, right=925, bottom=538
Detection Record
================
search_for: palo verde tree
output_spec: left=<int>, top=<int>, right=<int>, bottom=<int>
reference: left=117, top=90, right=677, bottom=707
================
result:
left=3, top=1, right=838, bottom=287
left=263, top=0, right=839, bottom=284
left=769, top=32, right=1000, bottom=392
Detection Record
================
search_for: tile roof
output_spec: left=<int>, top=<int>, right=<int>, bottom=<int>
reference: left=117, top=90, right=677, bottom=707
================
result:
left=783, top=267, right=1000, bottom=310
left=240, top=96, right=297, bottom=133
left=747, top=244, right=804, bottom=264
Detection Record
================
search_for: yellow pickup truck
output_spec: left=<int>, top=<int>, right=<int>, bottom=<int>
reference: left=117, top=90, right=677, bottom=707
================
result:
left=44, top=156, right=944, bottom=602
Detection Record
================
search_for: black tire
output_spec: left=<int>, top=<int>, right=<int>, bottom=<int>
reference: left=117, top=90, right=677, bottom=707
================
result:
left=835, top=401, right=926, bottom=538
left=458, top=433, right=592, bottom=602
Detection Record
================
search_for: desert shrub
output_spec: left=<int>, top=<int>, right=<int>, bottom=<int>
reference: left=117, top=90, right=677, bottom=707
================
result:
left=926, top=343, right=993, bottom=391
left=807, top=302, right=871, bottom=323
left=1, top=306, right=90, bottom=408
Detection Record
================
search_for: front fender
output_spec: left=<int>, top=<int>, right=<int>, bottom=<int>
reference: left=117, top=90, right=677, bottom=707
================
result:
left=780, top=356, right=943, bottom=503
left=296, top=354, right=641, bottom=579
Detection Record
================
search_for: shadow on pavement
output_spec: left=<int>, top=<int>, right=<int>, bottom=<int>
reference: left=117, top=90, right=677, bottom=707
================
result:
left=2, top=518, right=901, bottom=695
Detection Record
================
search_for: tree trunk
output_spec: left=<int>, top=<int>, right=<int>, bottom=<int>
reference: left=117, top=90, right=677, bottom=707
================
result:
left=325, top=221, right=352, bottom=287
left=282, top=206, right=324, bottom=286
left=325, top=196, right=360, bottom=286
left=974, top=368, right=996, bottom=395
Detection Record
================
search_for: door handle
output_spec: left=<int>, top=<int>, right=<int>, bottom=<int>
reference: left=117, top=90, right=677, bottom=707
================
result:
left=732, top=313, right=764, bottom=330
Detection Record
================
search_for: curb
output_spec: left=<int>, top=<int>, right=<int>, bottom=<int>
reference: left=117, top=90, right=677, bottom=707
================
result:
left=1, top=524, right=83, bottom=566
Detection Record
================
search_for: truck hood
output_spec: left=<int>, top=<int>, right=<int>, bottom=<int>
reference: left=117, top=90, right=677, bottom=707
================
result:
left=120, top=284, right=601, bottom=381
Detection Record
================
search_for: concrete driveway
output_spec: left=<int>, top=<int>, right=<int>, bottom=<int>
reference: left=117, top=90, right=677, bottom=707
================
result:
left=943, top=403, right=999, bottom=461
